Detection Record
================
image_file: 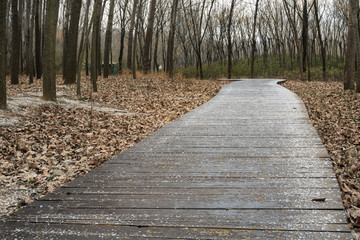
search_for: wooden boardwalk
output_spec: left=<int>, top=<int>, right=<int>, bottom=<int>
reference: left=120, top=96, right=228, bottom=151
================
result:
left=1, top=79, right=351, bottom=239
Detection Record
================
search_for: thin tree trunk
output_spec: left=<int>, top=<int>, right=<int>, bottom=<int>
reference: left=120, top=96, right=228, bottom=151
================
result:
left=62, top=0, right=71, bottom=80
left=78, top=0, right=90, bottom=75
left=227, top=0, right=235, bottom=79
left=91, top=0, right=101, bottom=92
left=250, top=0, right=260, bottom=78
left=132, top=1, right=142, bottom=79
left=35, top=0, right=42, bottom=79
left=118, top=0, right=129, bottom=74
left=302, top=0, right=308, bottom=75
left=344, top=0, right=357, bottom=90
left=143, top=0, right=157, bottom=74
left=77, top=5, right=95, bottom=96
left=19, top=0, right=23, bottom=74
left=118, top=25, right=126, bottom=74
left=283, top=0, right=304, bottom=80
left=0, top=0, right=6, bottom=109
left=11, top=0, right=20, bottom=85
left=28, top=0, right=37, bottom=84
left=64, top=0, right=82, bottom=84
left=166, top=0, right=179, bottom=77
left=96, top=3, right=102, bottom=77
left=43, top=0, right=60, bottom=102
left=25, top=0, right=31, bottom=76
left=86, top=42, right=89, bottom=76
left=127, top=0, right=138, bottom=70
left=314, top=0, right=326, bottom=81
left=153, top=27, right=160, bottom=72
left=103, top=0, right=115, bottom=78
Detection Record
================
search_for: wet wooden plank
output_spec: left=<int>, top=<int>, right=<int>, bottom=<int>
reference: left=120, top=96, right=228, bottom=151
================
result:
left=6, top=209, right=349, bottom=232
left=0, top=222, right=352, bottom=240
left=68, top=177, right=340, bottom=189
left=101, top=157, right=334, bottom=169
left=35, top=188, right=343, bottom=209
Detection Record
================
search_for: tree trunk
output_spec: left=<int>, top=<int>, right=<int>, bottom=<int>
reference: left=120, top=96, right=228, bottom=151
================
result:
left=127, top=0, right=138, bottom=70
left=0, top=0, right=6, bottom=109
left=43, top=0, right=60, bottom=102
left=91, top=0, right=101, bottom=92
left=132, top=0, right=142, bottom=79
left=198, top=52, right=203, bottom=79
left=283, top=0, right=304, bottom=80
left=143, top=0, right=157, bottom=74
left=11, top=0, right=20, bottom=85
left=64, top=0, right=82, bottom=84
left=227, top=0, right=235, bottom=79
left=344, top=0, right=357, bottom=90
left=166, top=0, right=179, bottom=77
left=77, top=2, right=95, bottom=96
left=96, top=5, right=101, bottom=77
left=302, top=0, right=308, bottom=75
left=118, top=0, right=129, bottom=74
left=78, top=0, right=90, bottom=75
left=19, top=0, right=23, bottom=74
left=250, top=0, right=260, bottom=78
left=314, top=0, right=326, bottom=81
left=86, top=42, right=89, bottom=76
left=28, top=0, right=37, bottom=84
left=118, top=25, right=126, bottom=74
left=62, top=0, right=71, bottom=80
left=35, top=0, right=42, bottom=79
left=103, top=0, right=115, bottom=78
left=25, top=0, right=31, bottom=76
left=153, top=27, right=160, bottom=72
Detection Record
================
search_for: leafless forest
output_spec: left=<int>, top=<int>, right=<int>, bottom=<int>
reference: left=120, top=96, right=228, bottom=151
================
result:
left=0, top=0, right=360, bottom=109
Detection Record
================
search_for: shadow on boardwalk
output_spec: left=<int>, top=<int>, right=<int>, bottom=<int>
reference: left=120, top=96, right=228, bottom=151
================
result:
left=0, top=79, right=351, bottom=239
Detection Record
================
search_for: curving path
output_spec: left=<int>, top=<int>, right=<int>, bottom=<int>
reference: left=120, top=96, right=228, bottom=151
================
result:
left=0, top=79, right=351, bottom=239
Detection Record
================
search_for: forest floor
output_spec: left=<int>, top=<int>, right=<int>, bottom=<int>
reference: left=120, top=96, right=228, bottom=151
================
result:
left=0, top=73, right=227, bottom=217
left=282, top=80, right=360, bottom=231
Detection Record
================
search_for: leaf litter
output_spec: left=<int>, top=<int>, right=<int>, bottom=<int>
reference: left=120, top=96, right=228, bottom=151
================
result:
left=0, top=74, right=227, bottom=217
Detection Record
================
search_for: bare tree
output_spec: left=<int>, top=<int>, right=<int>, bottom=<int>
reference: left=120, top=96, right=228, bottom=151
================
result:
left=127, top=0, right=139, bottom=70
left=166, top=0, right=179, bottom=77
left=250, top=0, right=260, bottom=78
left=78, top=0, right=91, bottom=76
left=118, top=0, right=130, bottom=74
left=11, top=0, right=20, bottom=85
left=143, top=0, right=157, bottom=74
left=64, top=0, right=82, bottom=84
left=314, top=0, right=326, bottom=80
left=62, top=0, right=71, bottom=80
left=35, top=0, right=42, bottom=79
left=104, top=0, right=115, bottom=78
left=28, top=0, right=37, bottom=84
left=283, top=0, right=304, bottom=80
left=133, top=0, right=143, bottom=79
left=25, top=0, right=31, bottom=76
left=0, top=0, right=6, bottom=109
left=182, top=0, right=215, bottom=79
left=43, top=0, right=60, bottom=102
left=91, top=0, right=101, bottom=92
left=77, top=0, right=94, bottom=96
left=302, top=0, right=308, bottom=75
left=227, top=0, right=236, bottom=79
left=344, top=0, right=357, bottom=90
